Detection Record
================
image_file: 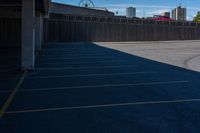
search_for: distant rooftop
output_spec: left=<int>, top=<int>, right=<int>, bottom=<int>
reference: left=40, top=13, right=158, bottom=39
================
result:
left=50, top=2, right=114, bottom=17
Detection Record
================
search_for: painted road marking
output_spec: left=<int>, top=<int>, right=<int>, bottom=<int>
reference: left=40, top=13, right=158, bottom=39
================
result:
left=0, top=80, right=188, bottom=93
left=5, top=98, right=200, bottom=114
left=0, top=71, right=27, bottom=119
left=27, top=71, right=157, bottom=79
left=37, top=65, right=137, bottom=70
left=0, top=71, right=154, bottom=81
left=37, top=56, right=116, bottom=61
left=0, top=71, right=155, bottom=80
left=38, top=59, right=125, bottom=65
left=39, top=54, right=113, bottom=58
left=40, top=51, right=111, bottom=55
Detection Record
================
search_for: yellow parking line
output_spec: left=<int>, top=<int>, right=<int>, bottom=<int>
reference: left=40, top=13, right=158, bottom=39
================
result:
left=0, top=71, right=27, bottom=119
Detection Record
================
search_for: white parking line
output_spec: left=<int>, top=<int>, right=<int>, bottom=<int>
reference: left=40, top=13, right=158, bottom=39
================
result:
left=27, top=71, right=157, bottom=79
left=37, top=65, right=137, bottom=70
left=41, top=51, right=109, bottom=54
left=40, top=54, right=112, bottom=58
left=37, top=56, right=116, bottom=61
left=42, top=48, right=101, bottom=51
left=5, top=98, right=200, bottom=114
left=0, top=80, right=188, bottom=93
left=39, top=59, right=124, bottom=65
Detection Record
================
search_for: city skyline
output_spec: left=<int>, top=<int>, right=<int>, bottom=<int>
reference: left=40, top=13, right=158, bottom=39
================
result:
left=53, top=0, right=200, bottom=20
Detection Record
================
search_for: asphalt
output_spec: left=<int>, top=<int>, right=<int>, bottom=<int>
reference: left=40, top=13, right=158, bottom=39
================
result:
left=1, top=42, right=200, bottom=133
left=96, top=40, right=200, bottom=72
left=0, top=48, right=22, bottom=110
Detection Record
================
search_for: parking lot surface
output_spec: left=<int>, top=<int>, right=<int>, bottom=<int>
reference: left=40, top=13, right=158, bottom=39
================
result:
left=97, top=40, right=200, bottom=72
left=1, top=42, right=200, bottom=133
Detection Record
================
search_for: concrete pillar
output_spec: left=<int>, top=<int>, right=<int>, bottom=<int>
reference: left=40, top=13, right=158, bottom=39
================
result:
left=35, top=12, right=43, bottom=51
left=21, top=0, right=35, bottom=70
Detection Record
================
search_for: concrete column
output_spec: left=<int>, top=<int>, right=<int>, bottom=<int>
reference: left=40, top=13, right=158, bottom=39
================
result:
left=35, top=12, right=43, bottom=51
left=21, top=0, right=35, bottom=70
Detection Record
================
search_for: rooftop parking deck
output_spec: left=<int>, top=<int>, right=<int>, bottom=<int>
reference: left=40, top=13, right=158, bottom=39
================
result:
left=1, top=42, right=200, bottom=132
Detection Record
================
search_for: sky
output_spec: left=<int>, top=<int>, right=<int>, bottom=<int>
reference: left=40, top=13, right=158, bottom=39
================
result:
left=52, top=0, right=200, bottom=20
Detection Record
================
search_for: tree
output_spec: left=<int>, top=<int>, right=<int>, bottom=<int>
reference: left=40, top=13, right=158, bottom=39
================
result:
left=193, top=14, right=200, bottom=22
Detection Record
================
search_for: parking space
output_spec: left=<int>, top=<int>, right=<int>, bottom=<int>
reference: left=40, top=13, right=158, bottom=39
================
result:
left=0, top=48, right=22, bottom=108
left=1, top=42, right=200, bottom=132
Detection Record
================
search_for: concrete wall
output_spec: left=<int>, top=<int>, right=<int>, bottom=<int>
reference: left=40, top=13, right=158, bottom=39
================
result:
left=43, top=17, right=200, bottom=42
left=50, top=2, right=114, bottom=17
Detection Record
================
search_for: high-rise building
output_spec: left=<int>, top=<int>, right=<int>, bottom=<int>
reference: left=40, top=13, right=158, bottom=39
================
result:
left=126, top=7, right=136, bottom=18
left=161, top=12, right=170, bottom=18
left=172, top=5, right=186, bottom=21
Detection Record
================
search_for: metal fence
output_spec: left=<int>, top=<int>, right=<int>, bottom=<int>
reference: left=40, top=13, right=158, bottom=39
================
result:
left=43, top=16, right=200, bottom=42
left=1, top=16, right=200, bottom=47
